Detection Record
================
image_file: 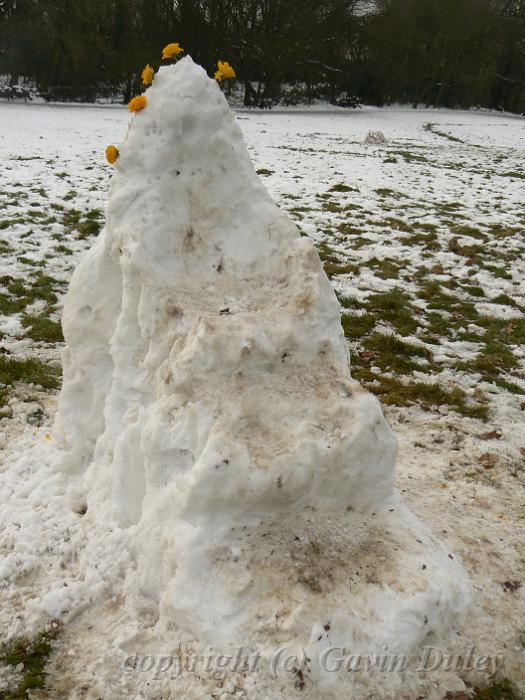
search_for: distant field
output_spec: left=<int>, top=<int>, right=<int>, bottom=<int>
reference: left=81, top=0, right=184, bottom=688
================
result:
left=1, top=104, right=524, bottom=422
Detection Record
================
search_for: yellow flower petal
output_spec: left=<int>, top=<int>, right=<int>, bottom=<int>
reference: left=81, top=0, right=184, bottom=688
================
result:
left=105, top=145, right=119, bottom=164
left=141, top=64, right=155, bottom=86
left=162, top=43, right=184, bottom=60
left=128, top=95, right=147, bottom=113
left=215, top=60, right=236, bottom=82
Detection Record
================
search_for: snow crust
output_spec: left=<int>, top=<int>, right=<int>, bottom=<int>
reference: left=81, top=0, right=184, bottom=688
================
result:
left=52, top=58, right=469, bottom=659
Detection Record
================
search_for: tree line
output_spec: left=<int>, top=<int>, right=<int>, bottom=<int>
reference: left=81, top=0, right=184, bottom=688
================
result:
left=1, top=0, right=524, bottom=112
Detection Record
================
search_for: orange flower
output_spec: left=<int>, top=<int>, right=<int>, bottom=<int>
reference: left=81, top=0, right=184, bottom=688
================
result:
left=215, top=60, right=236, bottom=82
left=141, top=64, right=154, bottom=86
left=162, top=42, right=184, bottom=60
left=105, top=145, right=119, bottom=164
left=128, top=95, right=147, bottom=112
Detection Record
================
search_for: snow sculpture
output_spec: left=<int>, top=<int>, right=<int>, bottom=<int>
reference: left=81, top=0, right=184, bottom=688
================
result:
left=364, top=130, right=387, bottom=144
left=55, top=57, right=469, bottom=660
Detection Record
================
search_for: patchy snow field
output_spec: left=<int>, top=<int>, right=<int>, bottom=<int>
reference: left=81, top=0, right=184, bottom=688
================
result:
left=0, top=103, right=524, bottom=698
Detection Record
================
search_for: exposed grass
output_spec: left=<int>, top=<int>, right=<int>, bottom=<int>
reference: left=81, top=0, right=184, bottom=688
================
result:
left=463, top=284, right=485, bottom=298
left=391, top=150, right=429, bottom=163
left=341, top=312, right=376, bottom=340
left=0, top=275, right=61, bottom=317
left=0, top=626, right=59, bottom=700
left=488, top=223, right=522, bottom=239
left=60, top=207, right=103, bottom=239
left=328, top=183, right=355, bottom=193
left=337, top=294, right=366, bottom=310
left=472, top=678, right=522, bottom=700
left=462, top=338, right=519, bottom=378
left=384, top=216, right=414, bottom=233
left=322, top=201, right=342, bottom=213
left=424, top=123, right=465, bottom=144
left=337, top=222, right=362, bottom=236
left=451, top=224, right=487, bottom=241
left=353, top=368, right=488, bottom=420
left=361, top=332, right=432, bottom=375
left=400, top=231, right=440, bottom=252
left=317, top=242, right=340, bottom=266
left=366, top=288, right=419, bottom=335
left=0, top=216, right=26, bottom=230
left=448, top=236, right=485, bottom=261
left=21, top=316, right=64, bottom=343
left=0, top=356, right=61, bottom=394
left=323, top=261, right=359, bottom=278
left=502, top=171, right=525, bottom=180
left=365, top=257, right=401, bottom=279
left=492, top=293, right=521, bottom=308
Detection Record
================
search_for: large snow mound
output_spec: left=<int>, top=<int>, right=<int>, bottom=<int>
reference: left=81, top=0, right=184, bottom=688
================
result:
left=52, top=57, right=469, bottom=660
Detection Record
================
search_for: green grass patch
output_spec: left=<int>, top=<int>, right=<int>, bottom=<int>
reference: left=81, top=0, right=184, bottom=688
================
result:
left=54, top=245, right=73, bottom=255
left=0, top=275, right=60, bottom=317
left=366, top=288, right=419, bottom=335
left=391, top=150, right=429, bottom=164
left=322, top=201, right=342, bottom=213
left=494, top=378, right=525, bottom=395
left=337, top=223, right=362, bottom=236
left=317, top=242, right=339, bottom=264
left=62, top=207, right=104, bottom=238
left=384, top=217, right=413, bottom=233
left=328, top=183, right=355, bottom=193
left=0, top=356, right=61, bottom=391
left=488, top=223, right=522, bottom=239
left=481, top=262, right=512, bottom=280
left=448, top=237, right=484, bottom=260
left=77, top=218, right=102, bottom=239
left=361, top=332, right=432, bottom=374
left=323, top=261, right=359, bottom=278
left=0, top=217, right=26, bottom=230
left=21, top=316, right=64, bottom=343
left=353, top=369, right=488, bottom=420
left=451, top=224, right=487, bottom=241
left=0, top=626, right=60, bottom=700
left=492, top=293, right=520, bottom=308
left=462, top=338, right=519, bottom=378
left=424, top=123, right=465, bottom=144
left=502, top=171, right=525, bottom=180
left=472, top=677, right=522, bottom=700
left=463, top=284, right=485, bottom=298
left=341, top=313, right=375, bottom=340
left=364, top=257, right=401, bottom=279
left=337, top=294, right=366, bottom=310
left=419, top=281, right=458, bottom=311
left=399, top=231, right=440, bottom=251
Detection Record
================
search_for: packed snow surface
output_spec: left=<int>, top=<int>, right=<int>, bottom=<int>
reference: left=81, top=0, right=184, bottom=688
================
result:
left=0, top=69, right=523, bottom=700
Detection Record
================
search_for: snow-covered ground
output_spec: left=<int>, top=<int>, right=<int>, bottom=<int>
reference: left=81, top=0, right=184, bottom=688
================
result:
left=0, top=102, right=524, bottom=698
